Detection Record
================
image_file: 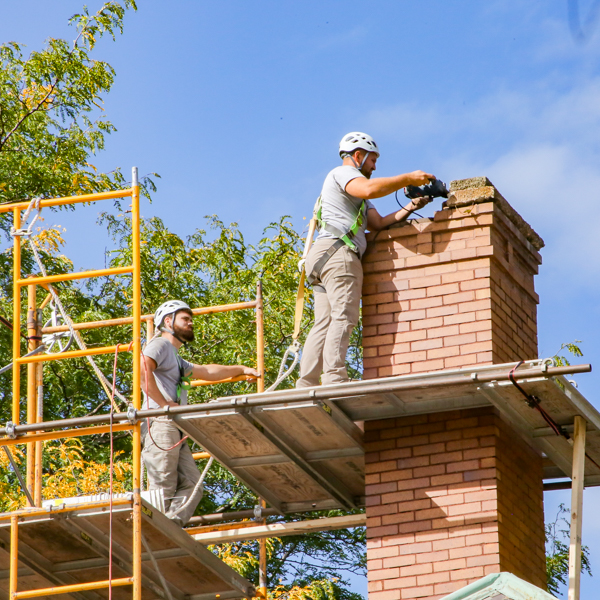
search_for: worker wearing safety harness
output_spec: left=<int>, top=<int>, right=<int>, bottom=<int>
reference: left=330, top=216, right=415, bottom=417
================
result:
left=141, top=300, right=259, bottom=526
left=296, top=132, right=434, bottom=388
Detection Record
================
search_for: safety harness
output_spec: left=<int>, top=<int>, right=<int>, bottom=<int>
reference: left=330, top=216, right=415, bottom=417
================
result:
left=307, top=195, right=367, bottom=285
left=175, top=353, right=193, bottom=402
left=267, top=178, right=368, bottom=391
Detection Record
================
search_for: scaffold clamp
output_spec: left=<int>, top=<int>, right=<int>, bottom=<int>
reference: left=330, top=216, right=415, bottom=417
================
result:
left=5, top=421, right=16, bottom=439
left=253, top=504, right=262, bottom=521
left=127, top=405, right=138, bottom=424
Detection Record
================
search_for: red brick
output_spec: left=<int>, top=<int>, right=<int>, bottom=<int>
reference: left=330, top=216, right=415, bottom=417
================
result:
left=400, top=563, right=433, bottom=577
left=410, top=275, right=442, bottom=289
left=409, top=338, right=442, bottom=353
left=444, top=354, right=480, bottom=369
left=449, top=566, right=485, bottom=580
left=443, top=312, right=477, bottom=325
left=460, top=341, right=493, bottom=355
left=382, top=577, right=418, bottom=591
left=426, top=304, right=459, bottom=318
left=411, top=359, right=446, bottom=373
left=427, top=324, right=460, bottom=339
left=432, top=557, right=467, bottom=572
left=401, top=585, right=434, bottom=598
left=416, top=550, right=450, bottom=564
left=426, top=283, right=460, bottom=297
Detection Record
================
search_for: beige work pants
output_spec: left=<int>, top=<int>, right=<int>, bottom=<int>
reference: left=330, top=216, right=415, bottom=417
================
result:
left=297, top=238, right=363, bottom=388
left=142, top=417, right=202, bottom=526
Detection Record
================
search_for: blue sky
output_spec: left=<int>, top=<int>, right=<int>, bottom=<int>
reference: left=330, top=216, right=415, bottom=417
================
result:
left=2, top=1, right=600, bottom=597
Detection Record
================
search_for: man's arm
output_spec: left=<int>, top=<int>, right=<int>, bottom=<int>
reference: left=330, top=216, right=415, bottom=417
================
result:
left=191, top=364, right=260, bottom=381
left=346, top=170, right=435, bottom=200
left=367, top=196, right=432, bottom=231
left=140, top=354, right=178, bottom=408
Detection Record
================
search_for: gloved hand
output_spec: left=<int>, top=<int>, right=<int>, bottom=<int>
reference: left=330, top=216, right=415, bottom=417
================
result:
left=298, top=258, right=306, bottom=273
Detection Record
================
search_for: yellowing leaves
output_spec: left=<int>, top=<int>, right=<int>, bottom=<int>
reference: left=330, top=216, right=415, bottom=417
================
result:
left=43, top=439, right=132, bottom=500
left=0, top=439, right=132, bottom=512
left=71, top=172, right=96, bottom=193
left=33, top=225, right=67, bottom=255
left=20, top=83, right=54, bottom=110
left=270, top=580, right=337, bottom=600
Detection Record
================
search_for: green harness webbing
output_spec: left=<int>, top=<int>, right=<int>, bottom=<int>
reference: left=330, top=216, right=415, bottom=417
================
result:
left=307, top=195, right=366, bottom=285
left=176, top=353, right=193, bottom=401
left=314, top=194, right=366, bottom=253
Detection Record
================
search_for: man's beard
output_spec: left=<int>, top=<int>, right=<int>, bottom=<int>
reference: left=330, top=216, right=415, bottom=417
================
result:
left=361, top=168, right=373, bottom=179
left=174, top=323, right=195, bottom=342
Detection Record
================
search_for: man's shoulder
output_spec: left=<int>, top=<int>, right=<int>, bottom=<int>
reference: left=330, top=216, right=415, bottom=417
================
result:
left=144, top=337, right=176, bottom=360
left=322, top=165, right=365, bottom=200
left=326, top=165, right=362, bottom=179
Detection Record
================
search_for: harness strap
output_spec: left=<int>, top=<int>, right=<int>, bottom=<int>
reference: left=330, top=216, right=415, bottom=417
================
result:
left=315, top=195, right=366, bottom=254
left=175, top=354, right=192, bottom=401
left=307, top=239, right=345, bottom=285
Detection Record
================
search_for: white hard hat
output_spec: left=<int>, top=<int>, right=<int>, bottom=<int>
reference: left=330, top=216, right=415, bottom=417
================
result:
left=339, top=132, right=380, bottom=158
left=154, top=300, right=191, bottom=330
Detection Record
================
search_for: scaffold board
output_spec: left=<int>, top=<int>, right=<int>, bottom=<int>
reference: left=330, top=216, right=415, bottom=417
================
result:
left=0, top=498, right=254, bottom=600
left=174, top=363, right=600, bottom=512
left=174, top=399, right=364, bottom=514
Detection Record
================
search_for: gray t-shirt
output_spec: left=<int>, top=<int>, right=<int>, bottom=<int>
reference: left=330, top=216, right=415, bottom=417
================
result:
left=142, top=337, right=194, bottom=409
left=316, top=165, right=375, bottom=257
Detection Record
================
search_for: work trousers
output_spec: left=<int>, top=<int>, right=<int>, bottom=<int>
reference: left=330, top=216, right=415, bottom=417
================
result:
left=142, top=417, right=201, bottom=526
left=297, top=238, right=363, bottom=388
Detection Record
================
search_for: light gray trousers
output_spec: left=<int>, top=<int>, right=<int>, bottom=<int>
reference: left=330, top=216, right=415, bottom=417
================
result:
left=297, top=238, right=363, bottom=388
left=142, top=417, right=201, bottom=526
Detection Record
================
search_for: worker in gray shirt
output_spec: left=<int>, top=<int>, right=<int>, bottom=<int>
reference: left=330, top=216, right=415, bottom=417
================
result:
left=297, top=132, right=434, bottom=388
left=141, top=300, right=259, bottom=526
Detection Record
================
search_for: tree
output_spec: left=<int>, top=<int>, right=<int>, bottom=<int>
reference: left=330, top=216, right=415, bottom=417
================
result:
left=0, top=0, right=155, bottom=230
left=0, top=209, right=365, bottom=600
left=545, top=503, right=592, bottom=595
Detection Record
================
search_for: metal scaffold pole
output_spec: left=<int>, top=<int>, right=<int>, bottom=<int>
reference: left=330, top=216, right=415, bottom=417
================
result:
left=255, top=280, right=268, bottom=598
left=131, top=167, right=143, bottom=600
left=12, top=208, right=21, bottom=425
left=26, top=282, right=38, bottom=506
left=0, top=178, right=271, bottom=600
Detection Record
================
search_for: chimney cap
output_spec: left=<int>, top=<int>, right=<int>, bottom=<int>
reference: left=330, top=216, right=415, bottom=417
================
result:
left=447, top=177, right=545, bottom=252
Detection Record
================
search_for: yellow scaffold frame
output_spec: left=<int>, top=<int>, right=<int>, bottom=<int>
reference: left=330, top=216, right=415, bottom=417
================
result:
left=0, top=170, right=266, bottom=600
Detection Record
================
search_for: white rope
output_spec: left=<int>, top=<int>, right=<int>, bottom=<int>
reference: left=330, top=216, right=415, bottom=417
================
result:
left=266, top=340, right=301, bottom=392
left=11, top=198, right=129, bottom=410
left=170, top=456, right=214, bottom=518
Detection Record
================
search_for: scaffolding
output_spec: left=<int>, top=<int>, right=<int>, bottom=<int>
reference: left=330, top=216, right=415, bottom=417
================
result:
left=3, top=172, right=600, bottom=600
left=0, top=171, right=264, bottom=600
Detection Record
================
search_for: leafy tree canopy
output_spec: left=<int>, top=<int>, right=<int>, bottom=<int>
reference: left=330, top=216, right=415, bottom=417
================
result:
left=0, top=0, right=155, bottom=231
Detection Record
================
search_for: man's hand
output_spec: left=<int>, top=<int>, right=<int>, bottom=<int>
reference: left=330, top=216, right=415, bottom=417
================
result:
left=242, top=366, right=260, bottom=378
left=298, top=258, right=306, bottom=273
left=408, top=171, right=435, bottom=186
left=407, top=196, right=432, bottom=211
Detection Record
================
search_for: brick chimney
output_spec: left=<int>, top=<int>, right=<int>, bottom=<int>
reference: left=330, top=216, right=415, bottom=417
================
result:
left=362, top=177, right=544, bottom=378
left=361, top=179, right=547, bottom=599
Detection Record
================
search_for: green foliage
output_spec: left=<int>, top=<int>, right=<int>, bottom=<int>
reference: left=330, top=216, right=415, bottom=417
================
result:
left=545, top=503, right=592, bottom=594
left=553, top=340, right=584, bottom=368
left=0, top=209, right=364, bottom=595
left=0, top=4, right=368, bottom=596
left=0, top=0, right=156, bottom=233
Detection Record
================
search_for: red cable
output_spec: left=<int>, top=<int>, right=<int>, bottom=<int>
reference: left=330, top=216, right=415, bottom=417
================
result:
left=108, top=346, right=118, bottom=600
left=508, top=361, right=600, bottom=472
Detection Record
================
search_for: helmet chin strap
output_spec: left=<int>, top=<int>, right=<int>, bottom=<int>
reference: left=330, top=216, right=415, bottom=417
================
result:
left=161, top=313, right=187, bottom=345
left=350, top=151, right=371, bottom=173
